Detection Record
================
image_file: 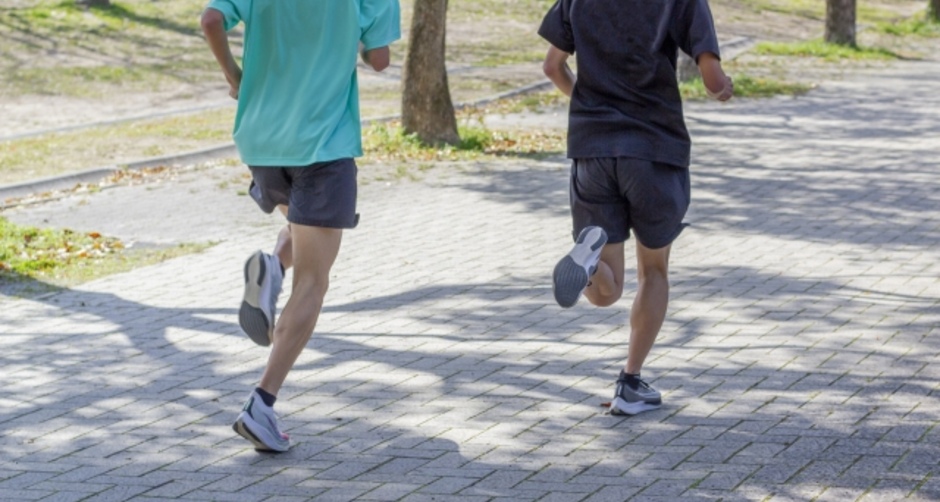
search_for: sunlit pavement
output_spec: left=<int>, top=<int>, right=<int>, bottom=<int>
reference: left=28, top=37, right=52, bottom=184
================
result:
left=1, top=61, right=938, bottom=501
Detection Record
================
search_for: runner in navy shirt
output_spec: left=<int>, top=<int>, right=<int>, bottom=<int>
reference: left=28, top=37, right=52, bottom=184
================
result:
left=540, top=0, right=733, bottom=416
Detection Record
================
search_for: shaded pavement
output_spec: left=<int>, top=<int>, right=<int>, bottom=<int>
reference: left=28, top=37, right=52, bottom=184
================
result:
left=0, top=61, right=938, bottom=501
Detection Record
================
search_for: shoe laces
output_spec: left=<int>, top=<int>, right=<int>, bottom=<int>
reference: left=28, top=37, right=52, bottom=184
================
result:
left=633, top=377, right=653, bottom=391
left=617, top=374, right=653, bottom=392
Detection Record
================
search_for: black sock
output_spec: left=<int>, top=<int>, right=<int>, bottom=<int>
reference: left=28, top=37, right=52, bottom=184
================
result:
left=620, top=371, right=641, bottom=390
left=255, top=387, right=277, bottom=407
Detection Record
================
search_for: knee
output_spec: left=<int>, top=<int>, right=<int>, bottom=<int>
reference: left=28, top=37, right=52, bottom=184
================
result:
left=587, top=290, right=623, bottom=307
left=637, top=265, right=669, bottom=285
left=293, top=275, right=330, bottom=300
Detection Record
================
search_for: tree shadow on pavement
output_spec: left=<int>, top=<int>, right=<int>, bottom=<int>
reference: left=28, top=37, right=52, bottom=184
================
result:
left=0, top=271, right=64, bottom=299
left=1, top=261, right=937, bottom=499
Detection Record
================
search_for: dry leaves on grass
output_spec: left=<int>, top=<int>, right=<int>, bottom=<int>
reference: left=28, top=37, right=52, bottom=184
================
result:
left=1, top=218, right=125, bottom=276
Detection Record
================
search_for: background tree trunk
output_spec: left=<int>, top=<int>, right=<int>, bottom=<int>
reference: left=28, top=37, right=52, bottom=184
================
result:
left=930, top=0, right=940, bottom=22
left=402, top=0, right=459, bottom=146
left=825, top=0, right=857, bottom=46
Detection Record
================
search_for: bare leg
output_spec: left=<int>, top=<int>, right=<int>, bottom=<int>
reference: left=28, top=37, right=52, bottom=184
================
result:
left=258, top=224, right=343, bottom=395
left=274, top=205, right=293, bottom=270
left=584, top=242, right=625, bottom=307
left=625, top=241, right=671, bottom=374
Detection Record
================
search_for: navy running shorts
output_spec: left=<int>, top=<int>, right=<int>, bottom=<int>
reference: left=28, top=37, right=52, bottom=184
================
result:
left=248, top=158, right=359, bottom=229
left=569, top=157, right=690, bottom=249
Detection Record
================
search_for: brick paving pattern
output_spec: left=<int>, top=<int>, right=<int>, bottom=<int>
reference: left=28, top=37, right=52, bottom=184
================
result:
left=1, top=61, right=938, bottom=501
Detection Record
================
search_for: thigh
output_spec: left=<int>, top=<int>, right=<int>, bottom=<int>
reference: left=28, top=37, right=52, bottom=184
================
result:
left=286, top=158, right=359, bottom=229
left=618, top=158, right=690, bottom=250
left=569, top=158, right=630, bottom=243
left=290, top=224, right=343, bottom=285
left=600, top=241, right=626, bottom=285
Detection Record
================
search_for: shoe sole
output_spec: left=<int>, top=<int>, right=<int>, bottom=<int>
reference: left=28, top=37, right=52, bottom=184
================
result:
left=552, top=228, right=607, bottom=308
left=609, top=396, right=662, bottom=416
left=553, top=256, right=589, bottom=308
left=233, top=414, right=289, bottom=453
left=239, top=251, right=273, bottom=347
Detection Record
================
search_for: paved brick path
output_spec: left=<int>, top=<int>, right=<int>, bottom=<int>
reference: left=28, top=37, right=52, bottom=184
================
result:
left=1, top=61, right=938, bottom=501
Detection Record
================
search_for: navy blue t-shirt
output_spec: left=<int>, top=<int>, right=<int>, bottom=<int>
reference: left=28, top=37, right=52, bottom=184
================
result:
left=538, top=0, right=721, bottom=167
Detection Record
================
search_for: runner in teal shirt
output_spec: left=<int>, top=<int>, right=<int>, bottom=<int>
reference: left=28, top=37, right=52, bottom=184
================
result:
left=201, top=0, right=400, bottom=452
left=205, top=0, right=400, bottom=165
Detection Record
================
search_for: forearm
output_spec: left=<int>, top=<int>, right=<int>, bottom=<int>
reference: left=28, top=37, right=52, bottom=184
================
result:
left=543, top=46, right=576, bottom=97
left=201, top=10, right=241, bottom=85
left=697, top=52, right=732, bottom=101
left=548, top=62, right=576, bottom=97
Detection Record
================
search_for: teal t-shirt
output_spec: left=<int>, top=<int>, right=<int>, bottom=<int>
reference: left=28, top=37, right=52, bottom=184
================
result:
left=205, top=0, right=401, bottom=166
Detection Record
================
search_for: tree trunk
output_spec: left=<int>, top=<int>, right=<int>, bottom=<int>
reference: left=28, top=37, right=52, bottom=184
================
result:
left=930, top=0, right=940, bottom=22
left=402, top=0, right=459, bottom=146
left=825, top=0, right=856, bottom=46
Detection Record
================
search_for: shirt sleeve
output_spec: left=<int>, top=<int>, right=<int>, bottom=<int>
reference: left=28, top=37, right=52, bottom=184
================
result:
left=674, top=0, right=721, bottom=61
left=205, top=0, right=251, bottom=31
left=537, top=0, right=575, bottom=54
left=360, top=0, right=402, bottom=50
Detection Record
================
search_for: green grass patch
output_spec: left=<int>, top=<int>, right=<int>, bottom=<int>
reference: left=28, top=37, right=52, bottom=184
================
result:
left=0, top=0, right=224, bottom=97
left=753, top=40, right=899, bottom=61
left=439, top=0, right=555, bottom=66
left=362, top=123, right=492, bottom=162
left=680, top=74, right=814, bottom=100
left=739, top=0, right=823, bottom=20
left=739, top=0, right=899, bottom=24
left=474, top=47, right=548, bottom=67
left=7, top=65, right=159, bottom=97
left=0, top=216, right=210, bottom=295
left=0, top=216, right=122, bottom=275
left=362, top=121, right=565, bottom=165
left=876, top=14, right=940, bottom=36
left=10, top=0, right=205, bottom=34
left=0, top=107, right=235, bottom=185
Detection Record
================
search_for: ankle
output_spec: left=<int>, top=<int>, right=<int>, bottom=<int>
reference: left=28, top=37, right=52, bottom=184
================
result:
left=255, top=387, right=277, bottom=407
left=619, top=370, right=642, bottom=389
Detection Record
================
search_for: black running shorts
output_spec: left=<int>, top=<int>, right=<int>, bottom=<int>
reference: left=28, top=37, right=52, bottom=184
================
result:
left=248, top=158, right=359, bottom=229
left=569, top=157, right=690, bottom=249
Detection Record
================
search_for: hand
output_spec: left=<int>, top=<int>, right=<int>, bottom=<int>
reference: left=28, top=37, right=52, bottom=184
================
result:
left=227, top=66, right=243, bottom=100
left=706, top=76, right=733, bottom=102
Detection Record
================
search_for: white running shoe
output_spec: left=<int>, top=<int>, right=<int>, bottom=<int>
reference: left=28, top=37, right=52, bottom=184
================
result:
left=610, top=372, right=663, bottom=416
left=552, top=226, right=608, bottom=308
left=239, top=251, right=283, bottom=346
left=233, top=390, right=291, bottom=452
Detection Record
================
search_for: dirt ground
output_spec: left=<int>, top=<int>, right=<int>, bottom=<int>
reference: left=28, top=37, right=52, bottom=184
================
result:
left=0, top=0, right=935, bottom=146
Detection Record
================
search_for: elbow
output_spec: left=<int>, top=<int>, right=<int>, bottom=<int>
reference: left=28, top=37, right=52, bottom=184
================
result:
left=542, top=61, right=558, bottom=79
left=200, top=9, right=224, bottom=34
left=371, top=57, right=390, bottom=72
left=364, top=47, right=390, bottom=72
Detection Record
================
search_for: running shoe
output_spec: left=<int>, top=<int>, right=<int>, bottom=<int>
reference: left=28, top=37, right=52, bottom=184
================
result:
left=552, top=226, right=607, bottom=308
left=239, top=250, right=283, bottom=346
left=610, top=372, right=662, bottom=416
left=233, top=390, right=290, bottom=452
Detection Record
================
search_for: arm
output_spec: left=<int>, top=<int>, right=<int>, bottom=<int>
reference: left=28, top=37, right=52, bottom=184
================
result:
left=361, top=45, right=390, bottom=72
left=543, top=45, right=576, bottom=97
left=697, top=52, right=733, bottom=102
left=201, top=8, right=242, bottom=99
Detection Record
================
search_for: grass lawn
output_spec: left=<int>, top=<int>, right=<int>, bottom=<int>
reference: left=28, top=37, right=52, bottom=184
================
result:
left=0, top=215, right=210, bottom=297
left=0, top=0, right=936, bottom=290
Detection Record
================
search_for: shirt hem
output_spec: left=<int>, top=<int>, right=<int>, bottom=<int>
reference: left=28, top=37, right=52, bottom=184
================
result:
left=240, top=152, right=363, bottom=167
left=566, top=150, right=690, bottom=168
